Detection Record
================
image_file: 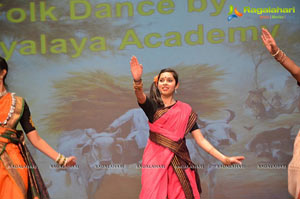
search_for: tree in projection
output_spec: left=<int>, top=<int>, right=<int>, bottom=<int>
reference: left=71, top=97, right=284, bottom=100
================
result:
left=230, top=23, right=300, bottom=119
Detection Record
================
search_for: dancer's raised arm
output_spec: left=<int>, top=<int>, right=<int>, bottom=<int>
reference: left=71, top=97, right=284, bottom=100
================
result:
left=261, top=27, right=300, bottom=199
left=261, top=28, right=300, bottom=82
left=130, top=56, right=146, bottom=104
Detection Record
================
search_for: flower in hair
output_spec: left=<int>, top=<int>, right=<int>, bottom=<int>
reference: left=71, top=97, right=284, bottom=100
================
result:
left=153, top=75, right=158, bottom=84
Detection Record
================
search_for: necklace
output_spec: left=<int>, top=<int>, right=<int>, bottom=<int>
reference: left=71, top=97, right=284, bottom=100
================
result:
left=0, top=90, right=7, bottom=98
left=0, top=93, right=16, bottom=125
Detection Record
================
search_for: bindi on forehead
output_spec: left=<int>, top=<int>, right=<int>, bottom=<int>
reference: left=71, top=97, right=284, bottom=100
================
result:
left=160, top=72, right=174, bottom=79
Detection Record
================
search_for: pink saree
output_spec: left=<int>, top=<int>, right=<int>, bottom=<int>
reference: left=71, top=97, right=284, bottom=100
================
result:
left=140, top=101, right=201, bottom=199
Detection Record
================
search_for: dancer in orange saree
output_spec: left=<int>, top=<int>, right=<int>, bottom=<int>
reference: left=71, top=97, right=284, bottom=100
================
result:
left=130, top=56, right=245, bottom=199
left=0, top=56, right=76, bottom=199
left=261, top=28, right=300, bottom=199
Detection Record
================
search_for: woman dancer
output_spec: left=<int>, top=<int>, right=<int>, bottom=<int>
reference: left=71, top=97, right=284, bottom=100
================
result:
left=130, top=56, right=245, bottom=199
left=261, top=28, right=300, bottom=199
left=0, top=56, right=76, bottom=199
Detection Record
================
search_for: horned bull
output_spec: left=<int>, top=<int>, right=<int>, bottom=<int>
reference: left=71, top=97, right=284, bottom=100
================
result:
left=197, top=109, right=237, bottom=147
left=56, top=128, right=140, bottom=199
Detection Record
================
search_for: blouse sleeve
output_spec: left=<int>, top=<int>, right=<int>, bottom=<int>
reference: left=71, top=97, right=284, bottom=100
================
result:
left=138, top=97, right=157, bottom=123
left=190, top=123, right=199, bottom=133
left=20, top=101, right=36, bottom=134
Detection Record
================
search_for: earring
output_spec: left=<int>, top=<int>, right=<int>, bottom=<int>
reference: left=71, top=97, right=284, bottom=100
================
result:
left=175, top=89, right=177, bottom=94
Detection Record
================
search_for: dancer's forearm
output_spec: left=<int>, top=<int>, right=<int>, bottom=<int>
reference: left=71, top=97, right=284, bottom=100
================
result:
left=191, top=129, right=228, bottom=164
left=27, top=130, right=58, bottom=161
left=133, top=80, right=146, bottom=104
left=274, top=50, right=300, bottom=82
left=27, top=130, right=77, bottom=166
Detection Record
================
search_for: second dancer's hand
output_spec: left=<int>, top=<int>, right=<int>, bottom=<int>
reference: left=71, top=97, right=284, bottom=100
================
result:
left=65, top=156, right=77, bottom=167
left=261, top=28, right=278, bottom=55
left=130, top=56, right=143, bottom=81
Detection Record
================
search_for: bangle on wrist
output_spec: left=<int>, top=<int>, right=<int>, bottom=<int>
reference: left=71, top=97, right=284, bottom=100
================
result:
left=271, top=48, right=280, bottom=57
left=56, top=153, right=67, bottom=166
left=280, top=53, right=287, bottom=64
left=56, top=153, right=62, bottom=164
left=62, top=157, right=67, bottom=166
left=59, top=155, right=65, bottom=165
left=55, top=153, right=60, bottom=162
left=133, top=78, right=142, bottom=83
left=276, top=51, right=287, bottom=64
left=133, top=82, right=143, bottom=90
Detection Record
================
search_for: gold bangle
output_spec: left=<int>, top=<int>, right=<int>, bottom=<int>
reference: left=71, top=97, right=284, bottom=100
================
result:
left=56, top=154, right=62, bottom=164
left=133, top=80, right=142, bottom=85
left=60, top=155, right=66, bottom=166
left=58, top=155, right=63, bottom=165
left=275, top=50, right=283, bottom=59
left=62, top=157, right=67, bottom=167
left=133, top=78, right=142, bottom=83
left=64, top=157, right=69, bottom=167
left=133, top=80, right=143, bottom=90
left=274, top=50, right=285, bottom=63
left=55, top=153, right=60, bottom=163
left=278, top=51, right=287, bottom=64
left=57, top=154, right=66, bottom=166
left=280, top=53, right=287, bottom=64
left=271, top=48, right=280, bottom=56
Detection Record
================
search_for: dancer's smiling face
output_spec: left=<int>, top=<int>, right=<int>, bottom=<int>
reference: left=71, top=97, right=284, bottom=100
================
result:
left=157, top=72, right=179, bottom=97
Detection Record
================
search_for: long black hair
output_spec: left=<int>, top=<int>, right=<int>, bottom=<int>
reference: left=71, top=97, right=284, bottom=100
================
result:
left=0, top=56, right=8, bottom=88
left=150, top=68, right=178, bottom=107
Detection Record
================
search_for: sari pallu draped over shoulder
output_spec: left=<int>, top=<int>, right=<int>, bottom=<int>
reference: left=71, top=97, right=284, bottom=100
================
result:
left=140, top=101, right=201, bottom=199
left=0, top=93, right=49, bottom=199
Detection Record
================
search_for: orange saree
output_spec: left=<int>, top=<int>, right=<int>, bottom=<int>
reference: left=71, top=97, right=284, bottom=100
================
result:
left=0, top=93, right=49, bottom=199
left=0, top=93, right=28, bottom=199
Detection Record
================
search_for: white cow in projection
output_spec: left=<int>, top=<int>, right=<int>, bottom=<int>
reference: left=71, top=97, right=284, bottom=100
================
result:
left=56, top=108, right=149, bottom=199
left=57, top=128, right=125, bottom=199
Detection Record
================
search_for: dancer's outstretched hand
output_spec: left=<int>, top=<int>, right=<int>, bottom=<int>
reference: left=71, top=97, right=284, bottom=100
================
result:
left=65, top=156, right=77, bottom=167
left=224, top=156, right=245, bottom=165
left=261, top=28, right=278, bottom=55
left=130, top=56, right=143, bottom=81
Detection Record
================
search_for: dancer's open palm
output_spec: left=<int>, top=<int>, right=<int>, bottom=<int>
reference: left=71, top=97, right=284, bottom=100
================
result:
left=226, top=156, right=245, bottom=165
left=130, top=56, right=143, bottom=81
left=261, top=28, right=278, bottom=55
